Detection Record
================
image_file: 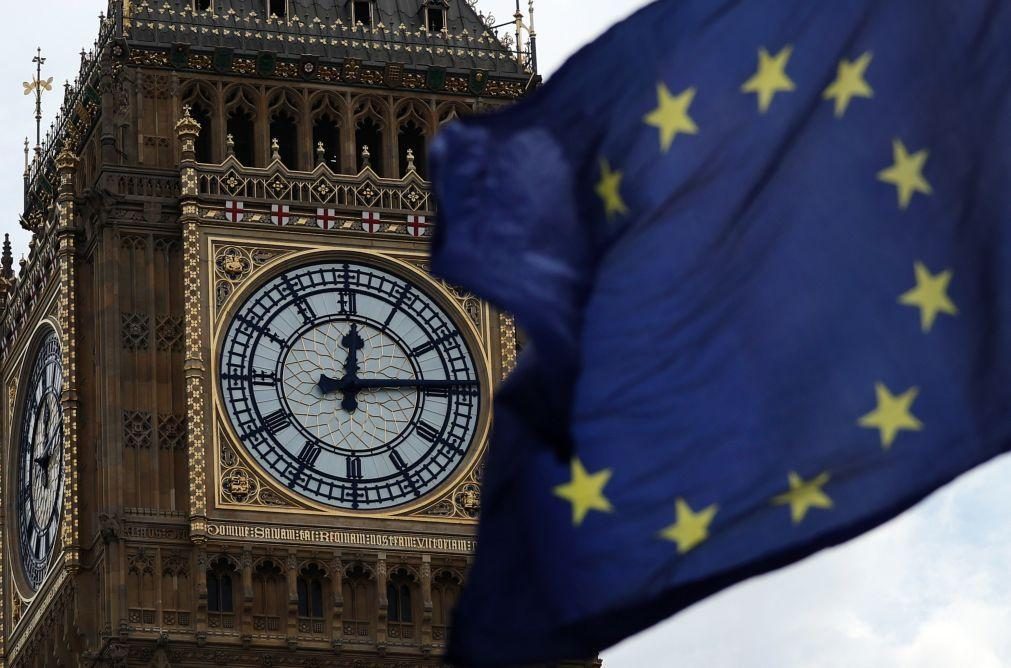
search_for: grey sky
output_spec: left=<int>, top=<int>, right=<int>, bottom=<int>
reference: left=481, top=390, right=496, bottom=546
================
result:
left=4, top=3, right=1009, bottom=666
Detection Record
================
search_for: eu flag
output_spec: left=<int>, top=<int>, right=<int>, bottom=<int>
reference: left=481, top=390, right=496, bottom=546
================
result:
left=429, top=0, right=1011, bottom=665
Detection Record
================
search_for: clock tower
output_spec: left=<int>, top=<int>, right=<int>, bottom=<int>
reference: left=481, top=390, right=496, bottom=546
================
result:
left=0, top=1, right=571, bottom=666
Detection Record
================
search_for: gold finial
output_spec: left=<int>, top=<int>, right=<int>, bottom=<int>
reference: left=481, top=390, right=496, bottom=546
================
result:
left=175, top=104, right=202, bottom=138
left=271, top=137, right=281, bottom=162
left=24, top=48, right=53, bottom=156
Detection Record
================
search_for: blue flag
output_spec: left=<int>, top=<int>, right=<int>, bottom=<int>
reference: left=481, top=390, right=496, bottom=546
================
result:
left=429, top=1, right=1011, bottom=665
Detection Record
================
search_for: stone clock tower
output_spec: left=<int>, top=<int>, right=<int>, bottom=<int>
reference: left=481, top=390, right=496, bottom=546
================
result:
left=0, top=1, right=550, bottom=666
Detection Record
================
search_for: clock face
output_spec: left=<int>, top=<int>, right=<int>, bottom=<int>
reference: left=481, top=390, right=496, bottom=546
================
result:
left=16, top=329, right=64, bottom=591
left=219, top=260, right=482, bottom=510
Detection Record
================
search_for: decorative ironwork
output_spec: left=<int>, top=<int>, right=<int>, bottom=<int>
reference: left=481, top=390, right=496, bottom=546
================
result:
left=121, top=313, right=150, bottom=350
left=158, top=415, right=187, bottom=450
left=123, top=411, right=153, bottom=449
left=155, top=316, right=184, bottom=352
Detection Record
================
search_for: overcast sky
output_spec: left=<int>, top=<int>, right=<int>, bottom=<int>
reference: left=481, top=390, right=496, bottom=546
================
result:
left=3, top=3, right=1010, bottom=667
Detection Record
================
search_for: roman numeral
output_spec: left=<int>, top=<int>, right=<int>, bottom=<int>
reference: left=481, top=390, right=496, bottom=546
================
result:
left=251, top=370, right=278, bottom=386
left=424, top=386, right=451, bottom=398
left=337, top=290, right=357, bottom=315
left=411, top=340, right=437, bottom=356
left=416, top=420, right=440, bottom=443
left=346, top=456, right=363, bottom=480
left=388, top=450, right=408, bottom=471
left=283, top=276, right=317, bottom=323
left=263, top=409, right=291, bottom=435
left=297, top=441, right=321, bottom=467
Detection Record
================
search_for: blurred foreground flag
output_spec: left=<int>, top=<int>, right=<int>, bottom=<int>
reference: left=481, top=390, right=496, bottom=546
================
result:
left=429, top=0, right=1011, bottom=665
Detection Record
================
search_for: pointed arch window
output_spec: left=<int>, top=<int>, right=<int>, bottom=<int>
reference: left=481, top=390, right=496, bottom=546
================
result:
left=297, top=564, right=327, bottom=635
left=386, top=568, right=418, bottom=642
left=189, top=104, right=214, bottom=163
left=207, top=557, right=237, bottom=629
left=431, top=570, right=461, bottom=643
left=398, top=120, right=427, bottom=178
left=226, top=108, right=255, bottom=166
left=356, top=116, right=384, bottom=175
left=252, top=560, right=285, bottom=634
left=342, top=563, right=375, bottom=640
left=311, top=95, right=343, bottom=171
left=269, top=110, right=298, bottom=168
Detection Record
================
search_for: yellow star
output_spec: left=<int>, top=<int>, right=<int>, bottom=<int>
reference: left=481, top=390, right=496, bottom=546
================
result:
left=553, top=457, right=613, bottom=526
left=643, top=83, right=698, bottom=152
left=658, top=498, right=718, bottom=554
left=741, top=46, right=795, bottom=113
left=595, top=159, right=628, bottom=220
left=877, top=139, right=932, bottom=209
left=899, top=262, right=957, bottom=332
left=823, top=52, right=873, bottom=117
left=772, top=471, right=833, bottom=524
left=858, top=382, right=923, bottom=449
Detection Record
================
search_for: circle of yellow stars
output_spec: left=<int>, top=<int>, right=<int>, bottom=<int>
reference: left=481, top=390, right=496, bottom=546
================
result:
left=554, top=41, right=961, bottom=555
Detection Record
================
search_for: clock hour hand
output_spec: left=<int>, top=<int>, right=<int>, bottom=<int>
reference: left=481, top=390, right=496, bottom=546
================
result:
left=34, top=453, right=51, bottom=489
left=315, top=324, right=367, bottom=412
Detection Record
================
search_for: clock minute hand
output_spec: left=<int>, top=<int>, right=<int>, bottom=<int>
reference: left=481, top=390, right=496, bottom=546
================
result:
left=354, top=378, right=479, bottom=391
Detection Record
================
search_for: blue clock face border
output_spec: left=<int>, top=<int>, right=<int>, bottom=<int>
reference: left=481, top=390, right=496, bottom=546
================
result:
left=218, top=258, right=484, bottom=511
left=16, top=328, right=65, bottom=592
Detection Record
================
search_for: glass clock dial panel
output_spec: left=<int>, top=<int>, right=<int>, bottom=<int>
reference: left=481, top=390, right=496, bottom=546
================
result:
left=16, top=330, right=64, bottom=591
left=219, top=261, right=481, bottom=510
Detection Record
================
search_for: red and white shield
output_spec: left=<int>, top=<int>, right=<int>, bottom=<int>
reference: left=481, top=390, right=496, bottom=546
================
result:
left=316, top=208, right=337, bottom=230
left=271, top=204, right=291, bottom=226
left=406, top=214, right=430, bottom=238
left=362, top=211, right=382, bottom=233
left=225, top=200, right=244, bottom=223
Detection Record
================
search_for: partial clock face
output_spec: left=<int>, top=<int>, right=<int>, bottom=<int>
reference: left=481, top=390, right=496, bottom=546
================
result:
left=219, top=261, right=482, bottom=510
left=16, top=329, right=64, bottom=591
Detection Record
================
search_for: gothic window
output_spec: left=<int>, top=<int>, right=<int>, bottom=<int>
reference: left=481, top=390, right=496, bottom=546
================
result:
left=398, top=120, right=427, bottom=178
left=252, top=560, right=285, bottom=633
left=297, top=564, right=325, bottom=619
left=127, top=550, right=157, bottom=626
left=206, top=558, right=236, bottom=614
left=270, top=110, right=298, bottom=168
left=189, top=104, right=213, bottom=163
left=269, top=90, right=302, bottom=169
left=356, top=116, right=384, bottom=174
left=162, top=554, right=192, bottom=627
left=352, top=1, right=373, bottom=27
left=268, top=0, right=287, bottom=18
left=386, top=568, right=418, bottom=641
left=342, top=563, right=375, bottom=639
left=432, top=570, right=462, bottom=631
left=312, top=110, right=342, bottom=171
left=226, top=108, right=255, bottom=166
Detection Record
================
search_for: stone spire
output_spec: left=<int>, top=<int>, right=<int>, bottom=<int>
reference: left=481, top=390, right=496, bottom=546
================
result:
left=1, top=233, right=12, bottom=283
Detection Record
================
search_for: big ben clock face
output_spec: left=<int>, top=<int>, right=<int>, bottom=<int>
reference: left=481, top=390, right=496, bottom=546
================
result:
left=16, top=329, right=64, bottom=591
left=219, top=260, right=482, bottom=510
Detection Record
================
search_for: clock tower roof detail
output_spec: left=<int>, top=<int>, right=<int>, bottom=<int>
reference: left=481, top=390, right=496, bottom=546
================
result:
left=123, top=0, right=531, bottom=75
